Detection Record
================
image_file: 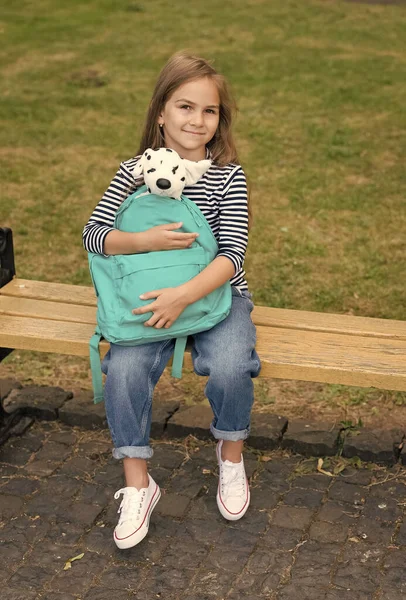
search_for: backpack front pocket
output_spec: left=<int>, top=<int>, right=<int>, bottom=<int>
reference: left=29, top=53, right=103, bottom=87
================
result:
left=113, top=247, right=210, bottom=325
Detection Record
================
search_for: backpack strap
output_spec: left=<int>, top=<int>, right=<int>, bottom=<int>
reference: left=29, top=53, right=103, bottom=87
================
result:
left=89, top=330, right=104, bottom=404
left=171, top=336, right=187, bottom=378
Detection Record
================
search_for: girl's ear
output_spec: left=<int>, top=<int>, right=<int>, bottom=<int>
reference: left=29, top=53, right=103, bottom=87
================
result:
left=183, top=159, right=212, bottom=186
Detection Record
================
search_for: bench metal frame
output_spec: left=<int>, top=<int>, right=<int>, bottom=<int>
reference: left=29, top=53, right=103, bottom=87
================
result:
left=0, top=227, right=15, bottom=363
left=0, top=227, right=21, bottom=437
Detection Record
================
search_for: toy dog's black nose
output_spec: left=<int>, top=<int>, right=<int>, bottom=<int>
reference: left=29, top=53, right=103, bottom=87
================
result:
left=156, top=178, right=171, bottom=190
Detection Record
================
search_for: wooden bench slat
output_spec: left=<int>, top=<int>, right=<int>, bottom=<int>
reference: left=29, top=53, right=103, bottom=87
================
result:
left=257, top=327, right=406, bottom=391
left=3, top=279, right=406, bottom=340
left=1, top=279, right=96, bottom=306
left=1, top=315, right=406, bottom=391
left=253, top=305, right=406, bottom=340
left=0, top=296, right=96, bottom=324
left=0, top=314, right=109, bottom=357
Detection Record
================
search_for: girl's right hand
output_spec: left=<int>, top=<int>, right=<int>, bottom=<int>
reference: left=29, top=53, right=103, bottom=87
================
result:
left=141, top=222, right=199, bottom=251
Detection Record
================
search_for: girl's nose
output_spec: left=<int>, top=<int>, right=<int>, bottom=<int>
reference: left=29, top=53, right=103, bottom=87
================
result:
left=190, top=112, right=203, bottom=126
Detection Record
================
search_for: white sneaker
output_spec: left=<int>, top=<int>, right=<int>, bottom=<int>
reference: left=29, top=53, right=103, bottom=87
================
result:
left=216, top=440, right=250, bottom=521
left=113, top=474, right=161, bottom=549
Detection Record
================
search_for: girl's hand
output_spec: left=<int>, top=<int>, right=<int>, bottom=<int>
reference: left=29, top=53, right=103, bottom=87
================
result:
left=132, top=286, right=190, bottom=329
left=141, top=222, right=199, bottom=252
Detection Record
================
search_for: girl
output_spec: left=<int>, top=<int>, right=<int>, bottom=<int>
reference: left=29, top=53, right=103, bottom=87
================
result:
left=83, top=51, right=261, bottom=550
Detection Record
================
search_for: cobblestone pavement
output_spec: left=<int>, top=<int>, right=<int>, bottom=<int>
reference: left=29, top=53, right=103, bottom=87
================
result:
left=0, top=420, right=405, bottom=600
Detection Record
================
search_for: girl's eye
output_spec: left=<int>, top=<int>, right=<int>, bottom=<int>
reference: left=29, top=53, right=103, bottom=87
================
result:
left=180, top=105, right=191, bottom=110
left=206, top=109, right=216, bottom=114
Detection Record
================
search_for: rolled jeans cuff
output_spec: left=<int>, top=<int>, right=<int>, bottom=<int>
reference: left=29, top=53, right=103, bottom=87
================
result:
left=112, top=445, right=153, bottom=460
left=210, top=423, right=250, bottom=442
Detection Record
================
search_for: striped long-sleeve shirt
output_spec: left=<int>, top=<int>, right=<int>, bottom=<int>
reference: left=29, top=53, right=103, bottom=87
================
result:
left=82, top=156, right=249, bottom=290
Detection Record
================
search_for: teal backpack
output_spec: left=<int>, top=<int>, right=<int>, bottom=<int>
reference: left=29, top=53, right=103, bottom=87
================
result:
left=88, top=184, right=232, bottom=403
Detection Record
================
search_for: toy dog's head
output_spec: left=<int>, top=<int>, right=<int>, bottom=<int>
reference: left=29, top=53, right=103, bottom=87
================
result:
left=131, top=148, right=211, bottom=200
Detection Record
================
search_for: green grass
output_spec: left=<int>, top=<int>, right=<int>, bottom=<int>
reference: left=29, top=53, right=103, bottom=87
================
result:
left=1, top=0, right=406, bottom=415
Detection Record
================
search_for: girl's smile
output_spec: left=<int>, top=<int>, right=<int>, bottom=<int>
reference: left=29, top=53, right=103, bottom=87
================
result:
left=158, top=77, right=220, bottom=161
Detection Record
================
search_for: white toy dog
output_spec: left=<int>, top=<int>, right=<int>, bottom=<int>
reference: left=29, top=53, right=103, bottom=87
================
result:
left=132, top=147, right=211, bottom=199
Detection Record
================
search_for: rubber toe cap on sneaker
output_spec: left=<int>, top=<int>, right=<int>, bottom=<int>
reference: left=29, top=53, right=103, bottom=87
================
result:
left=217, top=490, right=250, bottom=520
left=115, top=520, right=142, bottom=540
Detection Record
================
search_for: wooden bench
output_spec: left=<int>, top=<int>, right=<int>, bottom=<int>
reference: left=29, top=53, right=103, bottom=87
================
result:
left=1, top=227, right=406, bottom=409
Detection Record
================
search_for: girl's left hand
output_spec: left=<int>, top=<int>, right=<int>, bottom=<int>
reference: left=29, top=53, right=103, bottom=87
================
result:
left=132, top=287, right=190, bottom=329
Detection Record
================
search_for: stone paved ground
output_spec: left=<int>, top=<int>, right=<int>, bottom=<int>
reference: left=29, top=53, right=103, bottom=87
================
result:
left=0, top=419, right=405, bottom=600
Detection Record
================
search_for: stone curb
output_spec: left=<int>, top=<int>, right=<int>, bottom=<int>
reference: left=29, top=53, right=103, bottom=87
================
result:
left=1, top=380, right=405, bottom=465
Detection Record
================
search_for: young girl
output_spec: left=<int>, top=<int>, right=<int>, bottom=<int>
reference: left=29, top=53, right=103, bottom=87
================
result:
left=83, top=51, right=261, bottom=550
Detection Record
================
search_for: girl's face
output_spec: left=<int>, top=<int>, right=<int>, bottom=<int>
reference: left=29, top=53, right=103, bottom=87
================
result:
left=158, top=77, right=220, bottom=161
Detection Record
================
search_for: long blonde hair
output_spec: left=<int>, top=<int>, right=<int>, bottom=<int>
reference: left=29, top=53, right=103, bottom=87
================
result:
left=137, top=51, right=252, bottom=226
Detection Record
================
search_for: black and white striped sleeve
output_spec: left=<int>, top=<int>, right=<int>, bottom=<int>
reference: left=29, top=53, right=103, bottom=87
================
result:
left=216, top=166, right=249, bottom=273
left=82, top=158, right=141, bottom=254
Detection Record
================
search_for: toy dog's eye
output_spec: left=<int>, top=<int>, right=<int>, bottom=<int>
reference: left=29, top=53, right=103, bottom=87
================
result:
left=172, top=166, right=179, bottom=174
left=147, top=168, right=156, bottom=174
left=181, top=177, right=185, bottom=182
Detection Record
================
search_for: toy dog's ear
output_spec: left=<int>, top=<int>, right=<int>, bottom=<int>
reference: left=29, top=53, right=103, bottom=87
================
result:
left=183, top=159, right=212, bottom=186
left=132, top=149, right=153, bottom=178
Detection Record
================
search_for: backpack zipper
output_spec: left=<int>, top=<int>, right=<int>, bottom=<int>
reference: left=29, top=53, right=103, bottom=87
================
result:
left=117, top=189, right=217, bottom=247
left=181, top=198, right=204, bottom=228
left=180, top=197, right=219, bottom=249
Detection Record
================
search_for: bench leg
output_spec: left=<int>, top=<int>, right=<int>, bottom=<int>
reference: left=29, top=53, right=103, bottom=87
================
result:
left=0, top=227, right=18, bottom=435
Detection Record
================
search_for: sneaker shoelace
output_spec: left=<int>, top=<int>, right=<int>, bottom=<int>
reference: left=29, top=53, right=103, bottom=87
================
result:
left=114, top=487, right=146, bottom=524
left=220, top=460, right=246, bottom=500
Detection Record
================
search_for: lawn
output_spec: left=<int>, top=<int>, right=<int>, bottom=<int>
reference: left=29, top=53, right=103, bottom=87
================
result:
left=1, top=0, right=405, bottom=428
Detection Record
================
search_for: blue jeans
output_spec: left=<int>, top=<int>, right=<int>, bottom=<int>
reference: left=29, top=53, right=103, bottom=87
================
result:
left=101, top=287, right=261, bottom=459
